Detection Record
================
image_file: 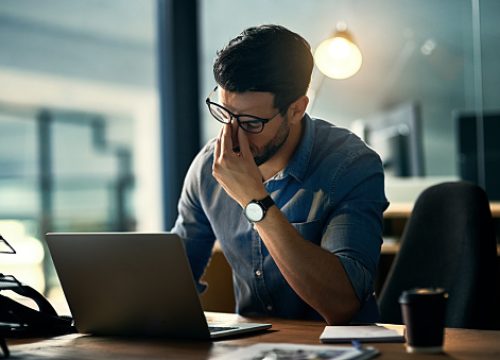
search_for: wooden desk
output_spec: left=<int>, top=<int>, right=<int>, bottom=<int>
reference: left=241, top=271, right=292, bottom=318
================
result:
left=382, top=201, right=500, bottom=246
left=8, top=312, right=500, bottom=359
left=384, top=201, right=500, bottom=218
left=381, top=241, right=500, bottom=256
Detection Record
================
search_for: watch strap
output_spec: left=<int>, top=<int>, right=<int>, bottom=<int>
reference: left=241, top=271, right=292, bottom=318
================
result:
left=257, top=195, right=275, bottom=210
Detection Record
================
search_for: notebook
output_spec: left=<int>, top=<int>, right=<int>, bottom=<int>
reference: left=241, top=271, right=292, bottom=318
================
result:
left=46, top=232, right=271, bottom=340
left=320, top=325, right=405, bottom=343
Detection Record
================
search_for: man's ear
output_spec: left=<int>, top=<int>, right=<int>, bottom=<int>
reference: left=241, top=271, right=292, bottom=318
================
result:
left=287, top=95, right=309, bottom=124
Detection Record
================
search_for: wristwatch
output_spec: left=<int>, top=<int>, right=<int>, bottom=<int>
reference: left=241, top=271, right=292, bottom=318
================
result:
left=244, top=195, right=275, bottom=223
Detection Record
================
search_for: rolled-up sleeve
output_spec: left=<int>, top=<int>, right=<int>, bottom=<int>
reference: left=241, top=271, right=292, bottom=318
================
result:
left=171, top=147, right=216, bottom=293
left=321, top=150, right=388, bottom=304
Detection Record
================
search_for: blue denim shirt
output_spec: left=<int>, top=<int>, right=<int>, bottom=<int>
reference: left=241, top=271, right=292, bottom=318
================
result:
left=172, top=114, right=388, bottom=323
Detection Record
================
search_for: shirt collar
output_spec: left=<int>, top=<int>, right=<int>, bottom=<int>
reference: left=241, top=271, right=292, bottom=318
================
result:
left=279, top=113, right=314, bottom=183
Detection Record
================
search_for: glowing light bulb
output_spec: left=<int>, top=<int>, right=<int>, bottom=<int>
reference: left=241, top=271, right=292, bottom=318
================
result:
left=314, top=29, right=363, bottom=80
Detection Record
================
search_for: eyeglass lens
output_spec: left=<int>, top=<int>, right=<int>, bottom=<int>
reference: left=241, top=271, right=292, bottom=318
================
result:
left=209, top=104, right=231, bottom=123
left=208, top=103, right=265, bottom=133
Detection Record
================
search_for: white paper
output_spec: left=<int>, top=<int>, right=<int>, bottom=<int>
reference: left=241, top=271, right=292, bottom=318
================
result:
left=320, top=325, right=405, bottom=343
left=214, top=342, right=377, bottom=360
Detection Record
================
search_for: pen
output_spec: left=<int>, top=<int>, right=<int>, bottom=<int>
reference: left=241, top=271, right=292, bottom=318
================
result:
left=0, top=338, right=9, bottom=358
left=351, top=339, right=363, bottom=351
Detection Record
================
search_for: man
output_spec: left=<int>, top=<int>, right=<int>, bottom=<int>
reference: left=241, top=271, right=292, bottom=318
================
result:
left=172, top=24, right=388, bottom=325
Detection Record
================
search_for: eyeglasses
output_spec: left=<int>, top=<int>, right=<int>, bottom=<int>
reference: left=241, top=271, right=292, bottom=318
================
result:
left=0, top=235, right=15, bottom=255
left=205, top=86, right=281, bottom=134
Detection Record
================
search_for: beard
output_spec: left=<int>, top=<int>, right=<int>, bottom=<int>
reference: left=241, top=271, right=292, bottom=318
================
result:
left=252, top=116, right=290, bottom=166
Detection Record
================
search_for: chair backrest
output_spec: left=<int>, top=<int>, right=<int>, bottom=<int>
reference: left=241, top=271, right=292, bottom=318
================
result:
left=378, top=181, right=498, bottom=329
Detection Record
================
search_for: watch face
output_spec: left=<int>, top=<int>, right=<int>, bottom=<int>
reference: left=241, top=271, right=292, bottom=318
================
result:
left=245, top=202, right=265, bottom=222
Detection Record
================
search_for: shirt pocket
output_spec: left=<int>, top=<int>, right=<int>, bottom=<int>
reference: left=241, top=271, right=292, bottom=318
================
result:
left=290, top=220, right=323, bottom=244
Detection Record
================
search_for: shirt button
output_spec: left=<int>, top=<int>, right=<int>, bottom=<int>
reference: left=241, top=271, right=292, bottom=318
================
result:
left=255, top=270, right=262, bottom=277
left=266, top=305, right=273, bottom=311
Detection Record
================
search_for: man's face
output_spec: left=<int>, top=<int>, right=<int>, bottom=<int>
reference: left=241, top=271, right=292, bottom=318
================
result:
left=219, top=88, right=290, bottom=166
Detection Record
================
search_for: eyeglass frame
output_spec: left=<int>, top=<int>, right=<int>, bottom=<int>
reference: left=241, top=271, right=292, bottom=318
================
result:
left=0, top=234, right=16, bottom=255
left=205, top=86, right=282, bottom=134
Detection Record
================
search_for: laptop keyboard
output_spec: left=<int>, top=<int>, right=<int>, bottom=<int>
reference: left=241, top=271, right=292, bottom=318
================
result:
left=208, top=326, right=239, bottom=333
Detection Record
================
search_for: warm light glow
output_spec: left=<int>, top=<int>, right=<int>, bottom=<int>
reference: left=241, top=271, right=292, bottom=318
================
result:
left=314, top=34, right=363, bottom=80
left=0, top=220, right=44, bottom=264
left=0, top=220, right=46, bottom=292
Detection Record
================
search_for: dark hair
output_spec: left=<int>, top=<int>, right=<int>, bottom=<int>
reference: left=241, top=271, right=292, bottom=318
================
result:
left=213, top=24, right=314, bottom=114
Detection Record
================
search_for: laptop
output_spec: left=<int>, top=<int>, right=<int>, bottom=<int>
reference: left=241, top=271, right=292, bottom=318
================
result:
left=45, top=232, right=271, bottom=339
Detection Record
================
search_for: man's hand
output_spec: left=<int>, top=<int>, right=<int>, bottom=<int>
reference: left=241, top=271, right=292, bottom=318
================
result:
left=212, top=122, right=267, bottom=207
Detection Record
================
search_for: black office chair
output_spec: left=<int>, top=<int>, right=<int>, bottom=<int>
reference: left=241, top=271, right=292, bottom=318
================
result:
left=378, top=181, right=498, bottom=329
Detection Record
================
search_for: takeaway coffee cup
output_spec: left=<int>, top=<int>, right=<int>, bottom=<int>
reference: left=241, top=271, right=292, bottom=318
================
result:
left=399, top=288, right=448, bottom=353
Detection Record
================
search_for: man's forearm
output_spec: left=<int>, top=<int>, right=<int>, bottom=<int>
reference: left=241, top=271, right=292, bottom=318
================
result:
left=254, top=205, right=360, bottom=325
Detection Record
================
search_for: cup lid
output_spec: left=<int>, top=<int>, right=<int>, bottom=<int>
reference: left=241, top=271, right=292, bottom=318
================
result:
left=399, top=288, right=448, bottom=304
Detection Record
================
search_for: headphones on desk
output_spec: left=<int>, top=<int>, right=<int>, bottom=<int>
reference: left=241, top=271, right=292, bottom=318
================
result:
left=0, top=274, right=75, bottom=339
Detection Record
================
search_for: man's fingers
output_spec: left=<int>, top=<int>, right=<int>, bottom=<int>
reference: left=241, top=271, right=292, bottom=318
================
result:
left=216, top=127, right=225, bottom=158
left=214, top=132, right=221, bottom=160
left=220, top=123, right=233, bottom=154
left=238, top=126, right=252, bottom=158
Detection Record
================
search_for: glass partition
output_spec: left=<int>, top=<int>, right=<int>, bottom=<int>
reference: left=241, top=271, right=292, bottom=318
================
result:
left=0, top=0, right=159, bottom=297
